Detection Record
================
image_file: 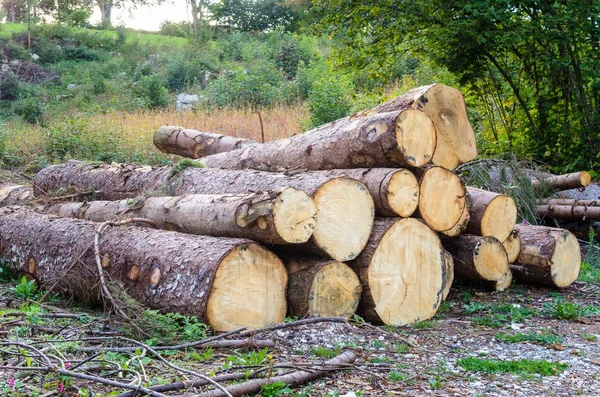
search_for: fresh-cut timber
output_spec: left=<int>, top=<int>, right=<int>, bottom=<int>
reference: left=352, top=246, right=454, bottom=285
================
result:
left=512, top=224, right=581, bottom=288
left=536, top=204, right=600, bottom=220
left=442, top=197, right=472, bottom=238
left=413, top=166, right=470, bottom=234
left=503, top=230, right=521, bottom=263
left=154, top=126, right=256, bottom=159
left=532, top=171, right=591, bottom=190
left=466, top=187, right=517, bottom=242
left=484, top=270, right=513, bottom=292
left=197, top=110, right=436, bottom=171
left=50, top=188, right=317, bottom=245
left=34, top=161, right=375, bottom=262
left=284, top=256, right=362, bottom=318
left=443, top=235, right=509, bottom=282
left=442, top=251, right=455, bottom=301
left=542, top=198, right=600, bottom=206
left=0, top=208, right=288, bottom=332
left=0, top=184, right=33, bottom=206
left=349, top=218, right=448, bottom=326
left=371, top=83, right=477, bottom=170
left=318, top=168, right=419, bottom=217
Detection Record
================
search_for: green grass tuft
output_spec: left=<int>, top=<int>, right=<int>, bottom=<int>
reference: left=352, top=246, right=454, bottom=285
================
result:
left=495, top=330, right=562, bottom=346
left=457, top=357, right=568, bottom=376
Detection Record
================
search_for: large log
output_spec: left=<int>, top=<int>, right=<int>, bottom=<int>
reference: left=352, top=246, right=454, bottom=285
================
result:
left=536, top=204, right=600, bottom=220
left=533, top=171, right=591, bottom=190
left=50, top=188, right=317, bottom=245
left=197, top=110, right=436, bottom=171
left=154, top=126, right=256, bottom=159
left=443, top=235, right=509, bottom=282
left=0, top=208, right=288, bottom=332
left=512, top=224, right=581, bottom=288
left=34, top=161, right=375, bottom=262
left=0, top=184, right=33, bottom=206
left=466, top=187, right=517, bottom=242
left=503, top=230, right=521, bottom=263
left=284, top=256, right=362, bottom=318
left=371, top=84, right=477, bottom=170
left=349, top=218, right=448, bottom=326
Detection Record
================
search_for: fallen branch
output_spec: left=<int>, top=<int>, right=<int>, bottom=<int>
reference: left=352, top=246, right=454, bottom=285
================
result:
left=76, top=339, right=276, bottom=353
left=238, top=316, right=347, bottom=338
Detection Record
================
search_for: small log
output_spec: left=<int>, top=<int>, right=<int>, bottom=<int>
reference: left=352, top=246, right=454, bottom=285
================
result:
left=153, top=126, right=256, bottom=159
left=50, top=188, right=317, bottom=245
left=284, top=256, right=362, bottom=318
left=536, top=204, right=600, bottom=220
left=466, top=187, right=517, bottom=242
left=512, top=224, right=581, bottom=288
left=502, top=230, right=521, bottom=263
left=532, top=171, right=591, bottom=190
left=443, top=235, right=509, bottom=282
left=198, top=110, right=436, bottom=171
left=0, top=208, right=288, bottom=332
left=542, top=198, right=600, bottom=206
left=372, top=83, right=477, bottom=170
left=0, top=185, right=33, bottom=206
left=349, top=218, right=448, bottom=326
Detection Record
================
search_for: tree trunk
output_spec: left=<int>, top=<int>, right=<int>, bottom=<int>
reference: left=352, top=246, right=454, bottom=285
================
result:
left=96, top=0, right=112, bottom=26
left=349, top=218, right=448, bottom=326
left=413, top=166, right=470, bottom=235
left=317, top=168, right=419, bottom=217
left=0, top=185, right=33, bottom=206
left=49, top=188, right=317, bottom=245
left=443, top=235, right=509, bottom=282
left=503, top=230, right=521, bottom=263
left=154, top=126, right=256, bottom=159
left=0, top=208, right=288, bottom=332
left=198, top=110, right=436, bottom=171
left=542, top=198, right=600, bottom=206
left=532, top=171, right=591, bottom=190
left=536, top=204, right=600, bottom=220
left=284, top=256, right=362, bottom=319
left=466, top=187, right=517, bottom=242
left=372, top=84, right=477, bottom=170
left=512, top=224, right=581, bottom=288
left=34, top=161, right=375, bottom=262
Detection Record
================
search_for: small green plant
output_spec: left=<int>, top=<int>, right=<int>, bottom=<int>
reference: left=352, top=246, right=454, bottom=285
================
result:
left=225, top=348, right=270, bottom=367
left=395, top=343, right=409, bottom=354
left=579, top=227, right=600, bottom=283
left=473, top=315, right=505, bottom=328
left=13, top=96, right=46, bottom=125
left=435, top=301, right=451, bottom=316
left=463, top=301, right=488, bottom=314
left=583, top=334, right=597, bottom=342
left=13, top=277, right=38, bottom=300
left=389, top=370, right=413, bottom=382
left=311, top=346, right=343, bottom=359
left=259, top=381, right=293, bottom=396
left=370, top=340, right=386, bottom=349
left=457, top=357, right=568, bottom=376
left=495, top=330, right=562, bottom=346
left=413, top=320, right=436, bottom=329
left=550, top=299, right=599, bottom=320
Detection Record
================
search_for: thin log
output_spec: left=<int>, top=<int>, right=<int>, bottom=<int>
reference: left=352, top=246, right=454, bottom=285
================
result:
left=536, top=204, right=600, bottom=220
left=466, top=187, right=517, bottom=242
left=153, top=126, right=256, bottom=159
left=542, top=198, right=600, bottom=206
left=532, top=171, right=591, bottom=190
left=443, top=235, right=509, bottom=282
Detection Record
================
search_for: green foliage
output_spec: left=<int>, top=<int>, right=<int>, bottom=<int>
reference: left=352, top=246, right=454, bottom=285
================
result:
left=471, top=303, right=539, bottom=328
left=140, top=310, right=210, bottom=342
left=311, top=346, right=342, bottom=359
left=550, top=299, right=598, bottom=321
left=165, top=48, right=217, bottom=91
left=275, top=39, right=301, bottom=80
left=495, top=330, right=562, bottom=346
left=259, top=382, right=293, bottom=396
left=32, top=38, right=65, bottom=64
left=457, top=357, right=568, bottom=376
left=0, top=72, right=22, bottom=100
left=13, top=96, right=45, bottom=124
left=307, top=74, right=353, bottom=127
left=0, top=258, right=19, bottom=282
left=159, top=20, right=191, bottom=38
left=211, top=0, right=299, bottom=33
left=5, top=39, right=30, bottom=60
left=139, top=74, right=170, bottom=109
left=13, top=277, right=38, bottom=300
left=413, top=320, right=436, bottom=329
left=580, top=227, right=600, bottom=283
left=225, top=348, right=269, bottom=367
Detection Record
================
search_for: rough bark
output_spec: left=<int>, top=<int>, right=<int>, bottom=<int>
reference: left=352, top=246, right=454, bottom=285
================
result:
left=0, top=208, right=288, bottom=331
left=532, top=171, right=591, bottom=190
left=49, top=188, right=317, bottom=245
left=197, top=110, right=436, bottom=171
left=442, top=251, right=455, bottom=301
left=349, top=218, right=448, bottom=326
left=542, top=198, right=600, bottom=206
left=512, top=224, right=581, bottom=288
left=0, top=184, right=33, bottom=206
left=372, top=83, right=477, bottom=170
left=466, top=187, right=517, bottom=242
left=413, top=166, right=470, bottom=234
left=154, top=126, right=256, bottom=159
left=503, top=230, right=521, bottom=263
left=34, top=161, right=375, bottom=262
left=284, top=256, right=362, bottom=318
left=444, top=235, right=509, bottom=282
left=317, top=168, right=419, bottom=217
left=536, top=204, right=600, bottom=220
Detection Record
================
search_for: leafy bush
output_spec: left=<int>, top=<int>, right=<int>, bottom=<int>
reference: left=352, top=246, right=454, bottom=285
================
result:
left=275, top=39, right=301, bottom=79
left=13, top=96, right=45, bottom=124
left=64, top=46, right=104, bottom=61
left=308, top=74, right=354, bottom=126
left=5, top=40, right=30, bottom=60
left=166, top=48, right=218, bottom=91
left=0, top=72, right=22, bottom=100
left=32, top=38, right=64, bottom=64
left=160, top=20, right=191, bottom=38
left=139, top=74, right=170, bottom=109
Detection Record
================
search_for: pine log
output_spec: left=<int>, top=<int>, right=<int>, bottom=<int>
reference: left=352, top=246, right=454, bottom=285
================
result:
left=197, top=110, right=436, bottom=171
left=0, top=184, right=33, bottom=206
left=284, top=256, right=362, bottom=318
left=349, top=218, right=448, bottom=325
left=542, top=198, right=600, bottom=206
left=50, top=188, right=317, bottom=245
left=317, top=168, right=419, bottom=217
left=371, top=83, right=477, bottom=170
left=512, top=224, right=581, bottom=288
left=0, top=208, right=288, bottom=331
left=414, top=166, right=470, bottom=234
left=536, top=204, right=600, bottom=220
left=532, top=171, right=591, bottom=190
left=443, top=235, right=509, bottom=282
left=154, top=126, right=256, bottom=159
left=502, top=230, right=521, bottom=263
left=466, top=187, right=517, bottom=242
left=34, top=161, right=375, bottom=262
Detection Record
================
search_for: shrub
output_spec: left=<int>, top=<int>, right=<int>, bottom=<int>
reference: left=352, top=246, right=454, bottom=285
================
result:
left=0, top=72, right=22, bottom=100
left=165, top=49, right=218, bottom=91
left=13, top=96, right=45, bottom=124
left=308, top=74, right=354, bottom=127
left=63, top=46, right=104, bottom=61
left=160, top=20, right=191, bottom=38
left=139, top=74, right=170, bottom=109
left=275, top=39, right=301, bottom=79
left=32, top=38, right=64, bottom=64
left=5, top=40, right=30, bottom=60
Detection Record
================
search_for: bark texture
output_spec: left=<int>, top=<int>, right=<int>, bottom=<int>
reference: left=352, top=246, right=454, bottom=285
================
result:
left=349, top=218, right=448, bottom=326
left=154, top=126, right=256, bottom=159
left=0, top=208, right=288, bottom=331
left=533, top=171, right=591, bottom=190
left=512, top=224, right=581, bottom=288
left=0, top=184, right=33, bottom=206
left=50, top=188, right=317, bottom=245
left=372, top=83, right=477, bottom=170
left=466, top=187, right=517, bottom=242
left=536, top=204, right=600, bottom=220
left=444, top=235, right=509, bottom=282
left=198, top=110, right=436, bottom=171
left=542, top=198, right=600, bottom=206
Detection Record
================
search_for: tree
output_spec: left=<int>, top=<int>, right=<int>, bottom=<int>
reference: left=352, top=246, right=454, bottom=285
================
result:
left=211, top=0, right=298, bottom=32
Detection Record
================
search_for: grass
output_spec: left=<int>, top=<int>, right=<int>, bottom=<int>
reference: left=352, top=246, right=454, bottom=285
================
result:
left=495, top=330, right=563, bottom=346
left=311, top=346, right=343, bottom=359
left=470, top=303, right=539, bottom=328
left=549, top=299, right=599, bottom=320
left=457, top=357, right=568, bottom=376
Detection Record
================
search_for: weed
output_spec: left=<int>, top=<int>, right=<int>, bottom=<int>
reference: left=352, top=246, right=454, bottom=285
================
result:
left=371, top=340, right=386, bottom=349
left=187, top=348, right=215, bottom=361
left=395, top=343, right=409, bottom=354
left=13, top=277, right=38, bottom=300
left=413, top=320, right=436, bottom=329
left=389, top=370, right=413, bottom=382
left=369, top=356, right=393, bottom=364
left=580, top=227, right=600, bottom=283
left=436, top=301, right=451, bottom=316
left=463, top=301, right=488, bottom=314
left=549, top=299, right=599, bottom=320
left=495, top=330, right=562, bottom=346
left=457, top=357, right=568, bottom=376
left=460, top=291, right=473, bottom=303
left=583, top=334, right=597, bottom=342
left=225, top=348, right=270, bottom=367
left=311, top=346, right=343, bottom=359
left=259, top=381, right=293, bottom=396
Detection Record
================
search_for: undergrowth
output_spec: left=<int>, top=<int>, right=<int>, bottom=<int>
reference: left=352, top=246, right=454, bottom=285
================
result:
left=457, top=357, right=568, bottom=377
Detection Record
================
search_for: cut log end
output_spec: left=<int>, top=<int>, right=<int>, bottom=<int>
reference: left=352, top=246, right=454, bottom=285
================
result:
left=207, top=244, right=287, bottom=332
left=419, top=166, right=468, bottom=232
left=551, top=231, right=581, bottom=288
left=481, top=195, right=518, bottom=242
left=503, top=231, right=521, bottom=263
left=386, top=169, right=419, bottom=217
left=312, top=178, right=374, bottom=262
left=310, top=261, right=362, bottom=318
left=474, top=237, right=510, bottom=281
left=494, top=270, right=513, bottom=292
left=396, top=109, right=436, bottom=167
left=273, top=187, right=318, bottom=244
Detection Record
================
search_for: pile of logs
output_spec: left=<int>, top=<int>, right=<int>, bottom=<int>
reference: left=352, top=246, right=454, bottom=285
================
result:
left=0, top=83, right=584, bottom=332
